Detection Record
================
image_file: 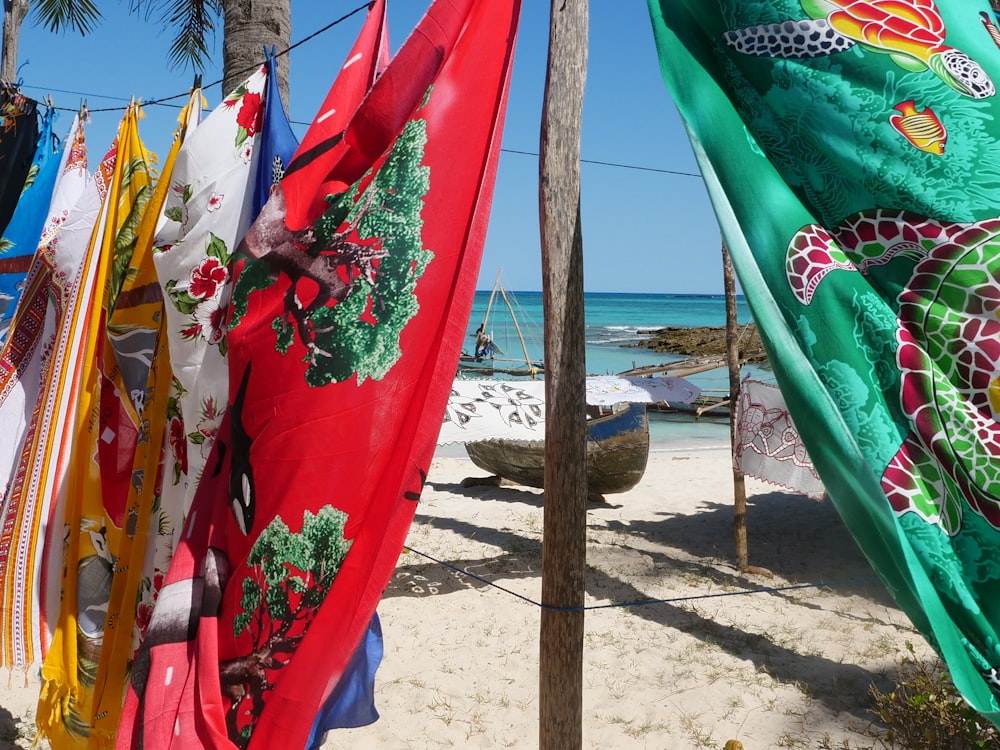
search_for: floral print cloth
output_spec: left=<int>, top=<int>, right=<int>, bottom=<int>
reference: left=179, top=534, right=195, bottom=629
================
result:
left=153, top=68, right=268, bottom=551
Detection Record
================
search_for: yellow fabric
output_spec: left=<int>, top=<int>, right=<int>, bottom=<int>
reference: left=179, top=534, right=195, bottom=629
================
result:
left=37, top=96, right=194, bottom=748
left=36, top=110, right=136, bottom=747
left=16, top=120, right=121, bottom=679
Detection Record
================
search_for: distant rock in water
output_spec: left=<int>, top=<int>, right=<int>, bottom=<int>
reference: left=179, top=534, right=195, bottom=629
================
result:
left=630, top=324, right=768, bottom=364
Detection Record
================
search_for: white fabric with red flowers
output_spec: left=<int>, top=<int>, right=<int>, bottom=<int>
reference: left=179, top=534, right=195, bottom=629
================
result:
left=152, top=67, right=266, bottom=547
left=734, top=378, right=825, bottom=501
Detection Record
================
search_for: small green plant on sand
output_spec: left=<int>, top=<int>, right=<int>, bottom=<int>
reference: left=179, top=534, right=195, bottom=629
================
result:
left=868, top=642, right=1000, bottom=749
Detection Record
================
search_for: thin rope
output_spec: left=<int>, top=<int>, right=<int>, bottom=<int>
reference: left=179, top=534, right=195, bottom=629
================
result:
left=30, top=1, right=372, bottom=113
left=403, top=546, right=881, bottom=613
left=17, top=82, right=702, bottom=179
left=504, top=147, right=701, bottom=177
left=17, top=4, right=703, bottom=180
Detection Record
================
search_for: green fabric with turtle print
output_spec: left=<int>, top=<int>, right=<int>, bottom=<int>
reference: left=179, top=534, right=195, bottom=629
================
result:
left=649, top=0, right=1000, bottom=723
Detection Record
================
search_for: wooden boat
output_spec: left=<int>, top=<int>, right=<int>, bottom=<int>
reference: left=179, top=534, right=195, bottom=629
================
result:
left=648, top=392, right=731, bottom=420
left=459, top=271, right=544, bottom=378
left=464, top=401, right=649, bottom=496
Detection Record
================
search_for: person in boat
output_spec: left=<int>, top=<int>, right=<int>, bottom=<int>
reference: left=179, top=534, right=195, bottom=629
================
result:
left=474, top=323, right=495, bottom=361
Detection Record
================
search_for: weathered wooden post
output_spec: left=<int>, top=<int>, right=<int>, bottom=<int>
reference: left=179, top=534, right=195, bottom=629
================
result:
left=723, top=240, right=749, bottom=571
left=538, top=0, right=588, bottom=747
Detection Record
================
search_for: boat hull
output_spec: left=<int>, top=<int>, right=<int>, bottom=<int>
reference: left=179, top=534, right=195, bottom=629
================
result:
left=464, top=402, right=649, bottom=495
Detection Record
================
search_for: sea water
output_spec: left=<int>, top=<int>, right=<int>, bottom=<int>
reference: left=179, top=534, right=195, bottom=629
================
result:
left=461, top=290, right=768, bottom=450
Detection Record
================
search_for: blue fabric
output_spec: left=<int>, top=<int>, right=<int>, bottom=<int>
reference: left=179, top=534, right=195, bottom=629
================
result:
left=253, top=48, right=300, bottom=220
left=305, top=613, right=384, bottom=748
left=0, top=107, right=61, bottom=341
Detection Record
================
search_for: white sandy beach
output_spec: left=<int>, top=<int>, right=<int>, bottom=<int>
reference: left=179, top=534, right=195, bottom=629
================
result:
left=0, top=446, right=934, bottom=749
left=318, top=447, right=934, bottom=749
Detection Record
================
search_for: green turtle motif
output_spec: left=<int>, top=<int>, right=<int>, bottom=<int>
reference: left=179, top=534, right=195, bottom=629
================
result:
left=724, top=0, right=995, bottom=99
left=786, top=209, right=1000, bottom=534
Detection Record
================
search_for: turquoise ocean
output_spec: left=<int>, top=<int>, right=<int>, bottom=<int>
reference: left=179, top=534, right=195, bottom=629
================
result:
left=456, top=290, right=772, bottom=451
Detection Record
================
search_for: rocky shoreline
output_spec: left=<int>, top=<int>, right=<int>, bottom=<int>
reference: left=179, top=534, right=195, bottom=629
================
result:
left=630, top=324, right=769, bottom=364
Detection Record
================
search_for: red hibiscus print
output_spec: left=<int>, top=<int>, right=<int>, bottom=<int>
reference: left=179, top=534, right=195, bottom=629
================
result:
left=195, top=282, right=233, bottom=346
left=207, top=192, right=224, bottom=212
left=135, top=600, right=154, bottom=638
left=236, top=91, right=263, bottom=138
left=190, top=257, right=228, bottom=299
left=200, top=304, right=228, bottom=345
left=169, top=418, right=188, bottom=475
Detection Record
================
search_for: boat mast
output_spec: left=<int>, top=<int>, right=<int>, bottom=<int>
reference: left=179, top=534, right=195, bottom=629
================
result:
left=498, top=284, right=540, bottom=376
left=481, top=268, right=503, bottom=330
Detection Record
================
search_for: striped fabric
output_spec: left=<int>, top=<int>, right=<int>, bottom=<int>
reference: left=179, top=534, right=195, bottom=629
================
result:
left=37, top=104, right=156, bottom=750
left=0, top=116, right=97, bottom=674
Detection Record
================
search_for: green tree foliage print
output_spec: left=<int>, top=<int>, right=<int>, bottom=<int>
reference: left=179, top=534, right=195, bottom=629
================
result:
left=231, top=116, right=432, bottom=387
left=221, top=504, right=353, bottom=745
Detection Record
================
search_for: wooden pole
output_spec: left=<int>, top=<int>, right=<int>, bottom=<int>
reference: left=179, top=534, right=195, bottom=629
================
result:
left=538, top=0, right=588, bottom=748
left=723, top=240, right=749, bottom=571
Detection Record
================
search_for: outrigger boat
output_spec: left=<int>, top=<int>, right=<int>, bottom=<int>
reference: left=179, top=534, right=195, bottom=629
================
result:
left=459, top=271, right=544, bottom=378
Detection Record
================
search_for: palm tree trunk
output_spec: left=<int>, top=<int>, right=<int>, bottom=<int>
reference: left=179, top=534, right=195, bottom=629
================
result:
left=1, top=0, right=30, bottom=82
left=222, top=0, right=291, bottom=110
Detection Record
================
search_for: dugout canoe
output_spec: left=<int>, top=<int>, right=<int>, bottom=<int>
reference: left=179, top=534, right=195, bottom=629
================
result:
left=464, top=401, right=649, bottom=496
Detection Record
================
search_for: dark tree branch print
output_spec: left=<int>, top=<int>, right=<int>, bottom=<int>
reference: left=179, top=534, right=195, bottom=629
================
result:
left=220, top=504, right=352, bottom=746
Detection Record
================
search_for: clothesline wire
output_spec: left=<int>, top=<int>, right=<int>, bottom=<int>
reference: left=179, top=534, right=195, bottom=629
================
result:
left=16, top=79, right=701, bottom=178
left=16, top=4, right=703, bottom=180
left=25, top=0, right=373, bottom=114
left=404, top=545, right=881, bottom=613
left=502, top=147, right=701, bottom=177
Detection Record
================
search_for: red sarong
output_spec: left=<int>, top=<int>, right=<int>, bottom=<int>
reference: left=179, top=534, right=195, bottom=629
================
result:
left=116, top=0, right=520, bottom=747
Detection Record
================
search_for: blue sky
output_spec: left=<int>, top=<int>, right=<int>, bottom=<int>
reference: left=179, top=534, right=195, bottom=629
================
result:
left=12, top=1, right=722, bottom=294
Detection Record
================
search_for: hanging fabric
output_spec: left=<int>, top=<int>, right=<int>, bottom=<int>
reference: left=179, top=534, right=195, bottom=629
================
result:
left=117, top=0, right=521, bottom=748
left=0, top=105, right=63, bottom=343
left=255, top=27, right=392, bottom=743
left=150, top=67, right=267, bottom=559
left=280, top=0, right=390, bottom=233
left=733, top=378, right=824, bottom=501
left=0, top=110, right=79, bottom=502
left=89, top=90, right=204, bottom=744
left=0, top=114, right=90, bottom=675
left=282, top=5, right=393, bottom=741
left=252, top=47, right=299, bottom=219
left=36, top=102, right=156, bottom=750
left=121, top=6, right=393, bottom=745
left=647, top=0, right=1000, bottom=725
left=0, top=84, right=40, bottom=238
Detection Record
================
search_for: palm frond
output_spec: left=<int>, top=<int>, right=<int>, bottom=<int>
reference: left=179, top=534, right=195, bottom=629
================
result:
left=131, top=0, right=221, bottom=71
left=33, top=0, right=102, bottom=35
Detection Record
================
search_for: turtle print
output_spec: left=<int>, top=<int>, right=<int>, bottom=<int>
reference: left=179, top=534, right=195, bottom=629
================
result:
left=724, top=0, right=995, bottom=99
left=786, top=209, right=1000, bottom=534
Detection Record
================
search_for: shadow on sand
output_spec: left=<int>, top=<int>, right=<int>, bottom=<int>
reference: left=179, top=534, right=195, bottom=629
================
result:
left=396, top=479, right=909, bottom=722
